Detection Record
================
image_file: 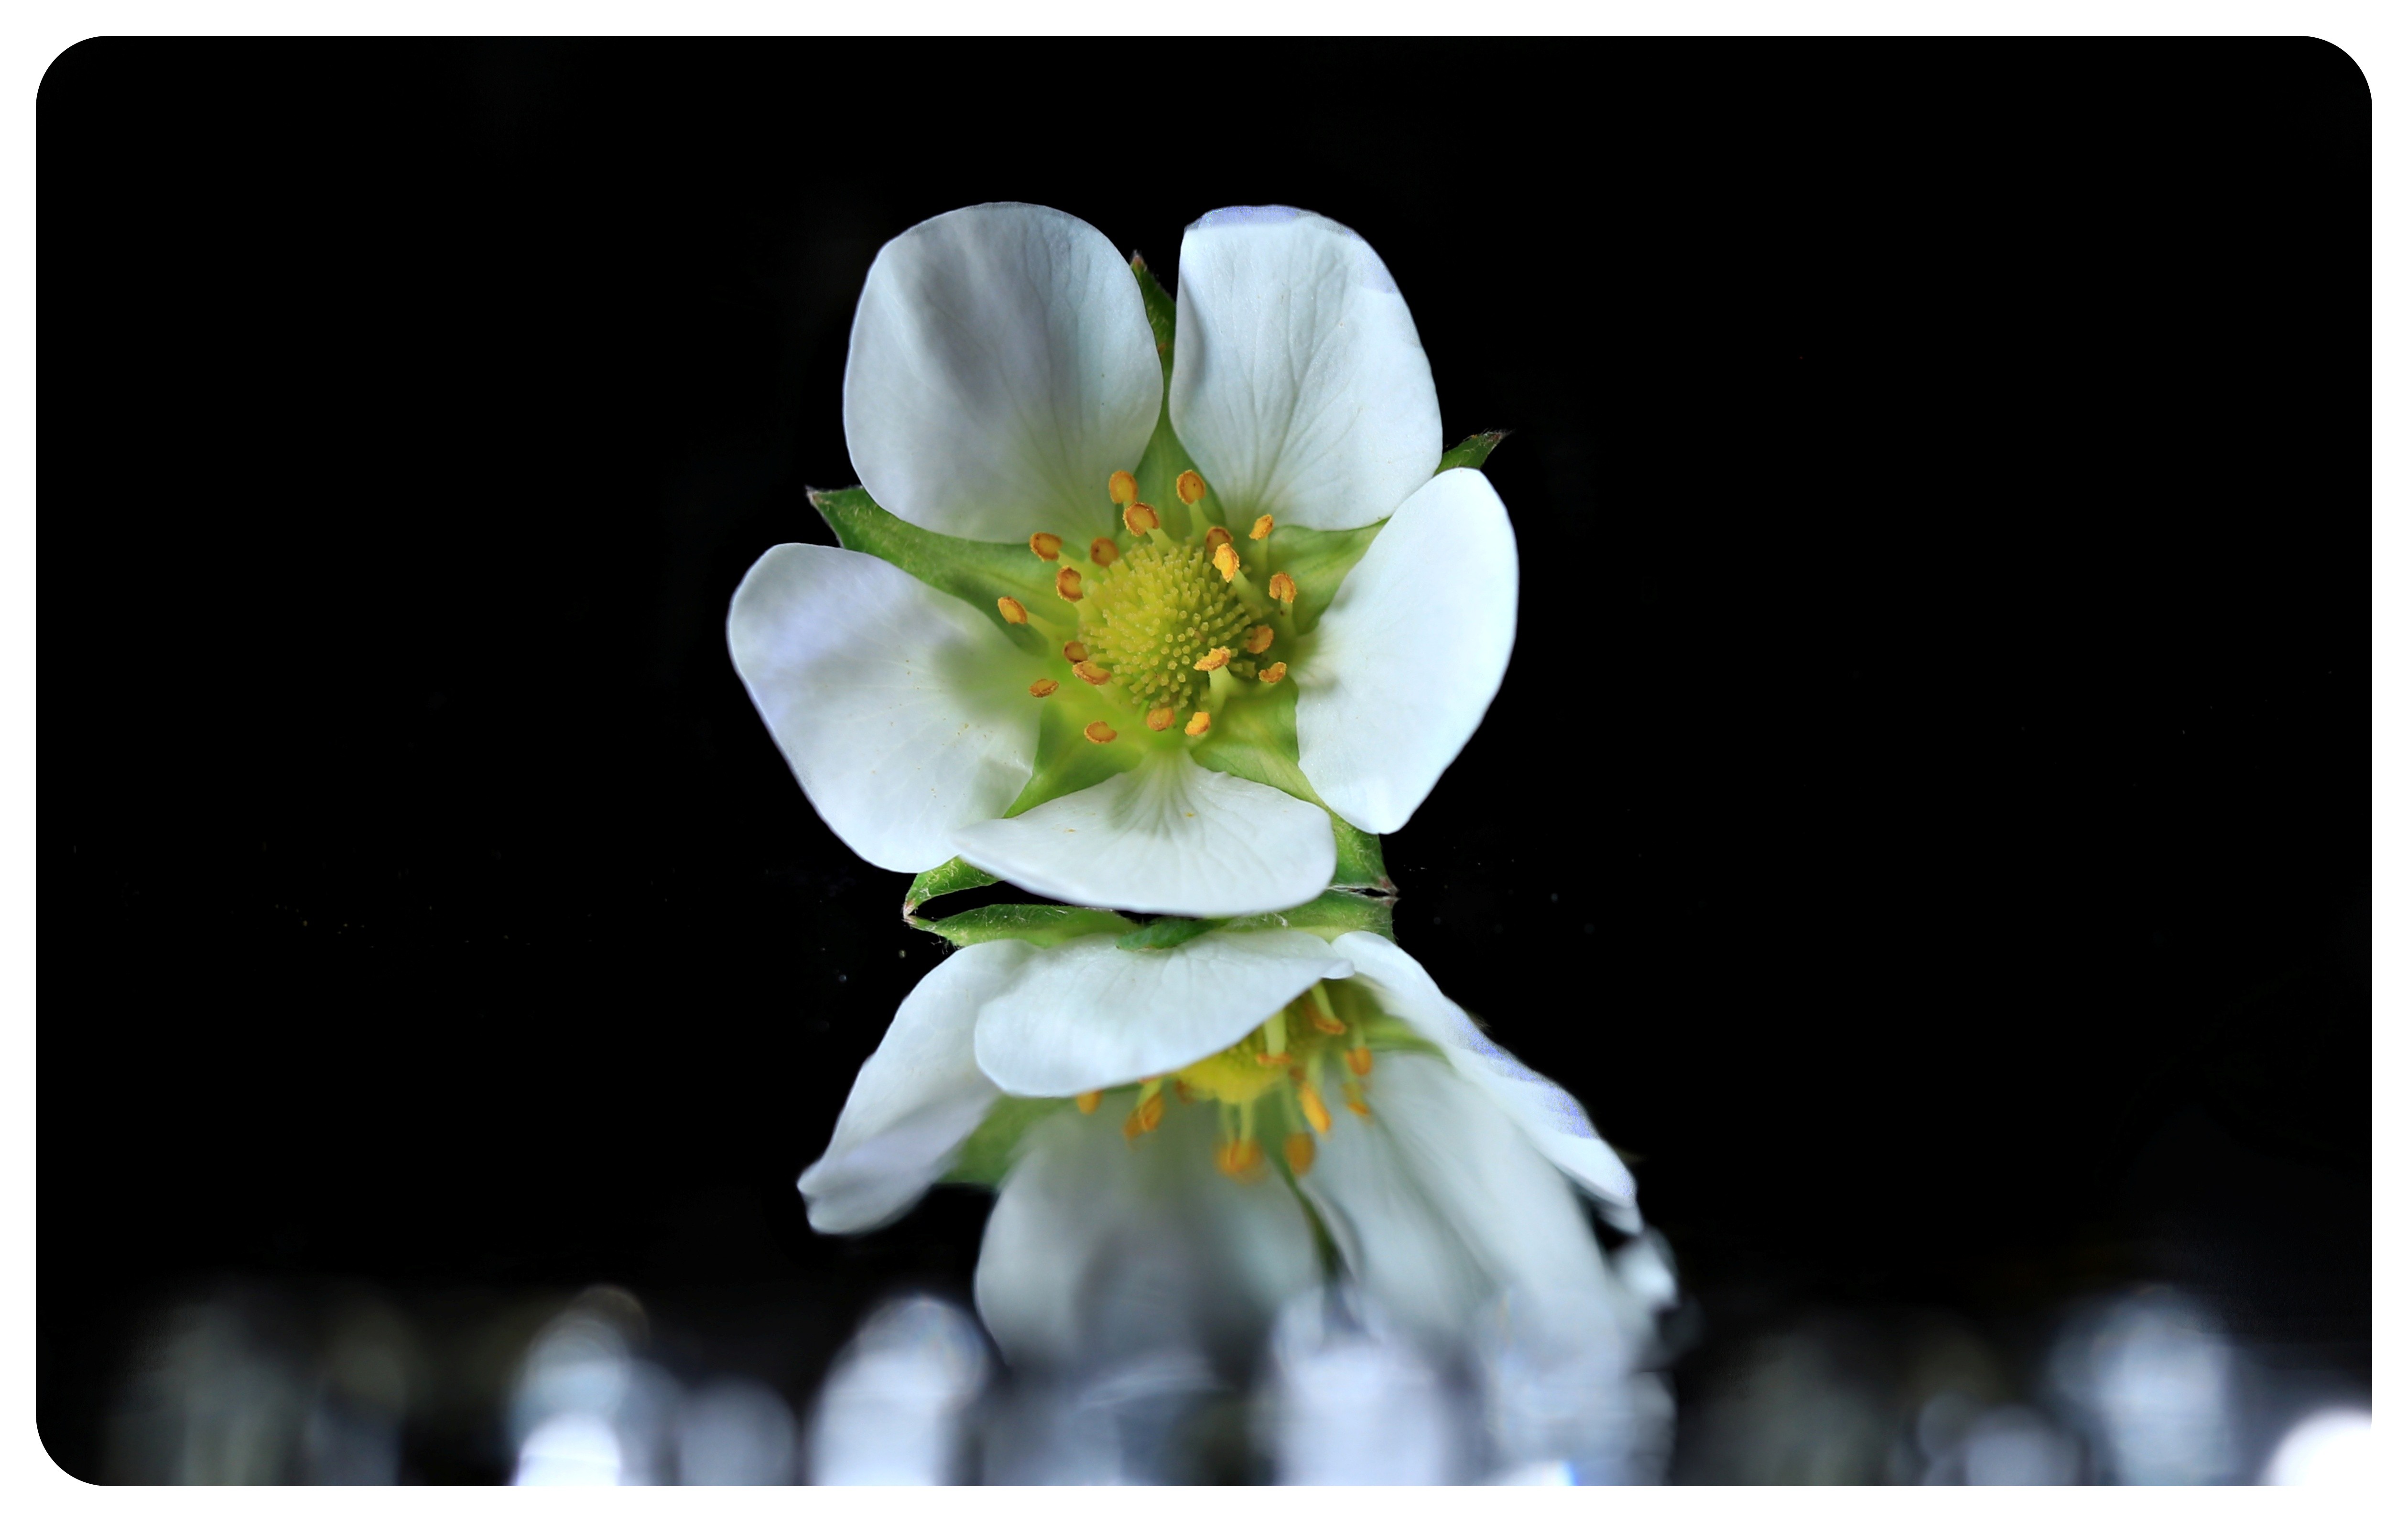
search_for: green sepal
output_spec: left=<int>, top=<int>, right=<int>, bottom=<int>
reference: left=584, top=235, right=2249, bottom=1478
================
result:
left=1115, top=916, right=1223, bottom=951
left=810, top=486, right=1056, bottom=637
left=1127, top=256, right=1216, bottom=536
left=1266, top=520, right=1381, bottom=638
left=910, top=901, right=1137, bottom=948
left=1435, top=430, right=1509, bottom=473
left=942, top=1095, right=1070, bottom=1187
left=1192, top=681, right=1391, bottom=893
left=902, top=856, right=998, bottom=914
left=1224, top=888, right=1396, bottom=942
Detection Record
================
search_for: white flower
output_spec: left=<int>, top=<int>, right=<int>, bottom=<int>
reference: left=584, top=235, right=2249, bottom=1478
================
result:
left=727, top=202, right=1518, bottom=917
left=797, top=926, right=1646, bottom=1373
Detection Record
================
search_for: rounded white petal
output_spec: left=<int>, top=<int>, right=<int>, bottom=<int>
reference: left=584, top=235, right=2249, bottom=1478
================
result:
left=1331, top=932, right=1638, bottom=1230
left=974, top=1100, right=1319, bottom=1370
left=1169, top=206, right=1442, bottom=531
left=844, top=203, right=1161, bottom=541
left=1295, top=468, right=1519, bottom=834
left=797, top=940, right=1037, bottom=1233
left=950, top=751, right=1335, bottom=918
left=973, top=929, right=1352, bottom=1097
left=1301, top=1055, right=1636, bottom=1350
left=728, top=543, right=1038, bottom=874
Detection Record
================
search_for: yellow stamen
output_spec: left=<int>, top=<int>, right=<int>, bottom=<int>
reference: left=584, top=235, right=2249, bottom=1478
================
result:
left=1146, top=706, right=1174, bottom=732
left=1074, top=659, right=1113, bottom=687
left=1193, top=646, right=1232, bottom=673
left=1249, top=514, right=1274, bottom=541
left=1284, top=1132, right=1316, bottom=1176
left=1268, top=571, right=1298, bottom=610
left=1254, top=1050, right=1291, bottom=1068
left=1244, top=624, right=1275, bottom=655
left=1085, top=720, right=1117, bottom=744
left=1108, top=470, right=1138, bottom=507
left=1176, top=469, right=1206, bottom=506
left=1345, top=1046, right=1374, bottom=1077
left=1028, top=678, right=1060, bottom=698
left=1297, top=1082, right=1332, bottom=1133
left=997, top=595, right=1030, bottom=625
left=1089, top=536, right=1119, bottom=567
left=1212, top=541, right=1240, bottom=582
left=1203, top=525, right=1233, bottom=555
left=1075, top=1090, right=1100, bottom=1115
left=1259, top=661, right=1288, bottom=684
left=1062, top=639, right=1088, bottom=663
left=1215, top=1137, right=1267, bottom=1181
left=1055, top=566, right=1083, bottom=603
left=1184, top=710, right=1212, bottom=738
left=1123, top=501, right=1160, bottom=535
left=1307, top=983, right=1345, bottom=1035
left=1028, top=531, right=1063, bottom=561
left=1174, top=1079, right=1197, bottom=1104
left=1128, top=1089, right=1166, bottom=1135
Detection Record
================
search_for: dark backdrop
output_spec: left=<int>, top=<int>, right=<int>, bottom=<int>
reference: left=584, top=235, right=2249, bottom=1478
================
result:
left=42, top=38, right=2369, bottom=1480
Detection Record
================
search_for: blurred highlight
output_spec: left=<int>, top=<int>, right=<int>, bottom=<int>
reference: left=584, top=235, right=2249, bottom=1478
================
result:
left=89, top=1272, right=2363, bottom=1483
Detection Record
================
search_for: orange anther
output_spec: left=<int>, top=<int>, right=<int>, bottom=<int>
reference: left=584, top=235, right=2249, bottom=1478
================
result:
left=997, top=595, right=1030, bottom=625
left=1062, top=639, right=1088, bottom=663
left=1345, top=1046, right=1373, bottom=1077
left=1204, top=525, right=1233, bottom=554
left=1129, top=1091, right=1166, bottom=1134
left=1297, top=1083, right=1332, bottom=1133
left=1028, top=531, right=1063, bottom=561
left=1074, top=659, right=1113, bottom=687
left=1184, top=711, right=1212, bottom=738
left=1193, top=646, right=1232, bottom=672
left=1075, top=1090, right=1100, bottom=1115
left=1055, top=566, right=1084, bottom=602
left=1259, top=661, right=1288, bottom=684
left=1028, top=678, right=1060, bottom=698
left=1123, top=501, right=1160, bottom=535
left=1107, top=470, right=1138, bottom=508
left=1212, top=541, right=1240, bottom=582
left=1146, top=706, right=1175, bottom=732
left=1268, top=571, right=1298, bottom=607
left=1085, top=720, right=1118, bottom=744
left=1215, top=1138, right=1267, bottom=1181
left=1176, top=469, right=1206, bottom=506
left=1284, top=1132, right=1316, bottom=1176
left=1308, top=1005, right=1346, bottom=1036
left=1244, top=624, right=1275, bottom=655
left=1089, top=536, right=1119, bottom=567
left=1254, top=1050, right=1292, bottom=1068
left=1249, top=514, right=1274, bottom=540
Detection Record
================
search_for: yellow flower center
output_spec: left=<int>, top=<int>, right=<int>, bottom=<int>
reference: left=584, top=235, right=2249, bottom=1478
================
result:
left=1011, top=469, right=1301, bottom=741
left=1072, top=977, right=1392, bottom=1184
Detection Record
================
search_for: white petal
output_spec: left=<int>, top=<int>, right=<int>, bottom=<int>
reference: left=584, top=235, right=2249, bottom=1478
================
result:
left=1331, top=933, right=1639, bottom=1230
left=727, top=544, right=1038, bottom=874
left=974, top=1100, right=1320, bottom=1370
left=951, top=750, right=1335, bottom=918
left=1295, top=468, right=1518, bottom=835
left=1169, top=206, right=1442, bottom=531
left=797, top=940, right=1036, bottom=1233
left=973, top=929, right=1352, bottom=1097
left=1301, top=1056, right=1635, bottom=1351
left=844, top=203, right=1161, bottom=542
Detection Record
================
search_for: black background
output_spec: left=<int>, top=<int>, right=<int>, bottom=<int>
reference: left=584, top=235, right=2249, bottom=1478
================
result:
left=42, top=39, right=2369, bottom=1480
